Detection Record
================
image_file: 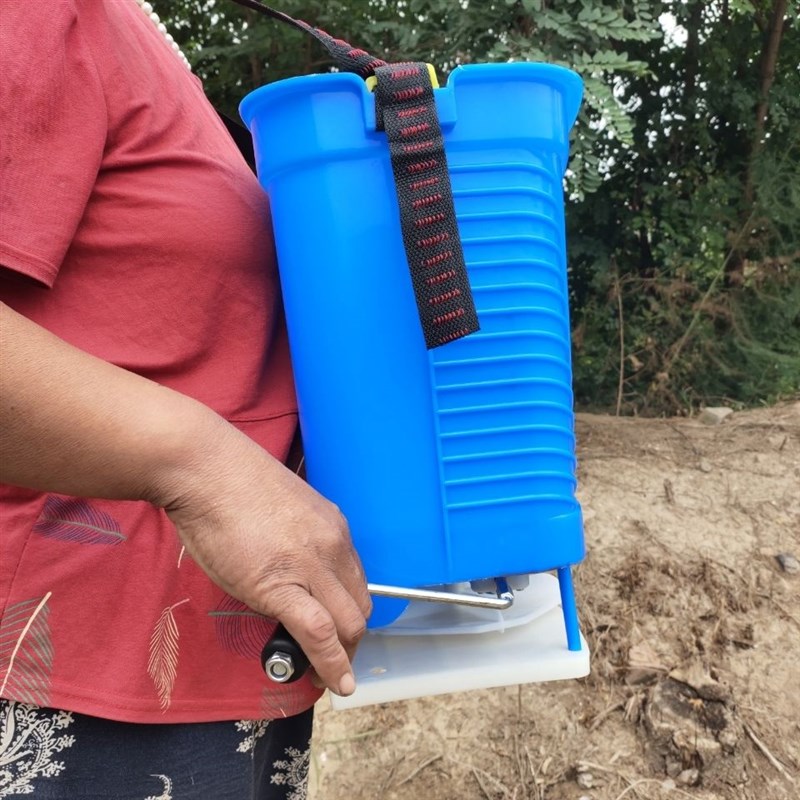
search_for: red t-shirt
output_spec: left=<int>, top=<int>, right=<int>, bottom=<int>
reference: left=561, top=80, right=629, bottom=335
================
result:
left=0, top=0, right=321, bottom=722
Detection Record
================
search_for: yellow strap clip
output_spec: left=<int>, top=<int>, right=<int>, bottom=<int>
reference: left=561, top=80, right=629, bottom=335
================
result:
left=365, top=63, right=440, bottom=92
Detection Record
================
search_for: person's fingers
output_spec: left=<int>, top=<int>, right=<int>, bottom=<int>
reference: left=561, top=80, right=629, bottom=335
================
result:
left=296, top=577, right=368, bottom=692
left=305, top=582, right=368, bottom=691
left=272, top=589, right=356, bottom=695
left=313, top=576, right=369, bottom=657
left=308, top=636, right=361, bottom=689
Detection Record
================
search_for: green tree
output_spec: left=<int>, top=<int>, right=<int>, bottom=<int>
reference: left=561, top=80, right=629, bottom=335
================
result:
left=567, top=0, right=799, bottom=412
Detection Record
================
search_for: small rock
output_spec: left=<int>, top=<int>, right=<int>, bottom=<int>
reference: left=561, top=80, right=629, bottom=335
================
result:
left=776, top=553, right=799, bottom=574
left=678, top=768, right=700, bottom=786
left=698, top=406, right=734, bottom=425
left=576, top=771, right=594, bottom=789
left=661, top=779, right=677, bottom=791
left=698, top=457, right=713, bottom=472
left=665, top=760, right=682, bottom=778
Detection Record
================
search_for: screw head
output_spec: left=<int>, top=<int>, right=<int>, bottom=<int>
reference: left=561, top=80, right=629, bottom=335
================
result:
left=265, top=651, right=295, bottom=683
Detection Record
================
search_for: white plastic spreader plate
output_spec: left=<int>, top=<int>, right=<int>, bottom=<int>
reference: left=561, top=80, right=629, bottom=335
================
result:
left=331, top=572, right=590, bottom=710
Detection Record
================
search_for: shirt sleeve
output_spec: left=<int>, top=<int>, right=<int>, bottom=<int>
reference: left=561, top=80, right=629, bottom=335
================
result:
left=0, top=0, right=107, bottom=287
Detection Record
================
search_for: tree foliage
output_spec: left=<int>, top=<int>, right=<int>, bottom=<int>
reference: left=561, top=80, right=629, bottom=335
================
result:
left=157, top=0, right=799, bottom=413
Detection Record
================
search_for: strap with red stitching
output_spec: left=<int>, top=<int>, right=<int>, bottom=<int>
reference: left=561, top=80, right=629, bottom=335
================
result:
left=229, top=0, right=479, bottom=348
left=372, top=62, right=479, bottom=347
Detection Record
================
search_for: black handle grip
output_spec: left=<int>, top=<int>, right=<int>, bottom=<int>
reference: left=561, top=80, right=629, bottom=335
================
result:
left=261, top=623, right=310, bottom=683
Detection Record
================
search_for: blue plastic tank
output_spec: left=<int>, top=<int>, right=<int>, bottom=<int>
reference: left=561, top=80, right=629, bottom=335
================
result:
left=241, top=63, right=585, bottom=648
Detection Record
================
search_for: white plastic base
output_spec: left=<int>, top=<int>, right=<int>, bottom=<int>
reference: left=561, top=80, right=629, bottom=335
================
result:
left=331, top=573, right=590, bottom=710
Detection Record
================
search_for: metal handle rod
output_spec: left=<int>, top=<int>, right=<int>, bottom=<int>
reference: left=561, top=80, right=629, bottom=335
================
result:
left=262, top=579, right=515, bottom=682
left=367, top=582, right=514, bottom=610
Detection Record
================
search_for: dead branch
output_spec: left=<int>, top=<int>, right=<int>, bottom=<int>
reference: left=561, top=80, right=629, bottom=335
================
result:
left=744, top=722, right=796, bottom=783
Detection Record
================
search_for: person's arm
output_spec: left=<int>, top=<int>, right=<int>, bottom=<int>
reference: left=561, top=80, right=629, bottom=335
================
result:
left=0, top=302, right=370, bottom=696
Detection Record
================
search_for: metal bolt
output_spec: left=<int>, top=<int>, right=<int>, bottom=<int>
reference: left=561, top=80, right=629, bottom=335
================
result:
left=264, top=651, right=295, bottom=683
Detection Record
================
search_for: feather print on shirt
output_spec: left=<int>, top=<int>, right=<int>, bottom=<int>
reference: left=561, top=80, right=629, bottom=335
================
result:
left=147, top=599, right=189, bottom=711
left=0, top=593, right=54, bottom=707
left=208, top=595, right=276, bottom=660
left=33, top=495, right=125, bottom=545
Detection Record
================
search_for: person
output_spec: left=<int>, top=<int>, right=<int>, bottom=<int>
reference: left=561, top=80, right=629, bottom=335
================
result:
left=0, top=1, right=371, bottom=797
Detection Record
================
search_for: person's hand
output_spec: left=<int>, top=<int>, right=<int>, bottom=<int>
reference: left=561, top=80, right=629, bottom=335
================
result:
left=159, top=419, right=371, bottom=696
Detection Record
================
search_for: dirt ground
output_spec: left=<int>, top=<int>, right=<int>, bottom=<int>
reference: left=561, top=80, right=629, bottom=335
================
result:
left=308, top=401, right=800, bottom=800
